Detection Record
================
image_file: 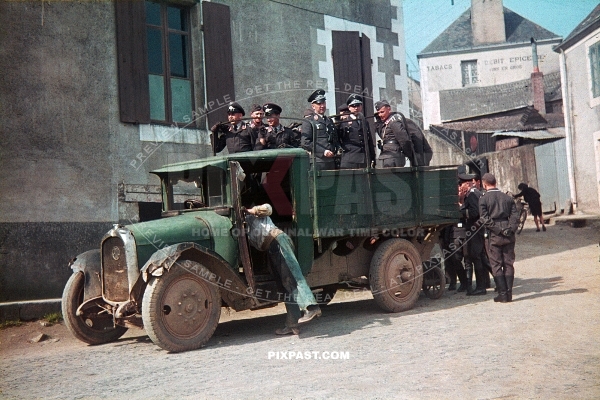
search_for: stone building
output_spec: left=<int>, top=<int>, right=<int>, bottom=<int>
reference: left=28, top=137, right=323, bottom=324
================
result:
left=0, top=0, right=408, bottom=301
left=418, top=0, right=562, bottom=130
left=554, top=4, right=600, bottom=214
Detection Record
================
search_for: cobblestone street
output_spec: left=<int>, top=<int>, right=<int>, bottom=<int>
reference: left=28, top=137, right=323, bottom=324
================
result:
left=1, top=220, right=599, bottom=399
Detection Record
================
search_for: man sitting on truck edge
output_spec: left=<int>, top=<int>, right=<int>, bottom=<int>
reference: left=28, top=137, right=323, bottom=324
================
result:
left=245, top=204, right=322, bottom=335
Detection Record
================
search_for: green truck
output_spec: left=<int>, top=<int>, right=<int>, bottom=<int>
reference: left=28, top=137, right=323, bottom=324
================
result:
left=62, top=147, right=459, bottom=352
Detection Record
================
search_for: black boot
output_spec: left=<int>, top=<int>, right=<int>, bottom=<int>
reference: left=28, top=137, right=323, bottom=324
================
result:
left=468, top=260, right=487, bottom=296
left=464, top=263, right=473, bottom=295
left=505, top=275, right=514, bottom=302
left=456, top=265, right=468, bottom=292
left=493, top=276, right=508, bottom=303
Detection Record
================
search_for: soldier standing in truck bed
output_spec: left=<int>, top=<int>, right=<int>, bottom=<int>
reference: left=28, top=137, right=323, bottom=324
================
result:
left=301, top=89, right=338, bottom=170
left=212, top=102, right=253, bottom=154
left=338, top=94, right=375, bottom=169
left=248, top=104, right=267, bottom=151
left=374, top=100, right=414, bottom=168
left=260, top=103, right=298, bottom=149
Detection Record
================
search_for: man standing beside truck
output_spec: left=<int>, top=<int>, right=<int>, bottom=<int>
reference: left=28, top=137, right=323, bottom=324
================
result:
left=245, top=204, right=322, bottom=335
left=479, top=173, right=519, bottom=303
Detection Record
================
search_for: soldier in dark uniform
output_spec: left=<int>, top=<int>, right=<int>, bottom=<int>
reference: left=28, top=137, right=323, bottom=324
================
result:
left=374, top=100, right=414, bottom=168
left=479, top=173, right=519, bottom=303
left=248, top=104, right=267, bottom=150
left=459, top=173, right=487, bottom=296
left=212, top=102, right=253, bottom=154
left=260, top=103, right=298, bottom=149
left=338, top=94, right=375, bottom=169
left=301, top=89, right=338, bottom=170
left=404, top=118, right=433, bottom=166
left=439, top=224, right=468, bottom=292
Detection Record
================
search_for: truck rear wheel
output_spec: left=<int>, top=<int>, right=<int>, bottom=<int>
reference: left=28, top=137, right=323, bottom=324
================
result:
left=62, top=272, right=128, bottom=345
left=142, top=260, right=221, bottom=352
left=369, top=239, right=423, bottom=312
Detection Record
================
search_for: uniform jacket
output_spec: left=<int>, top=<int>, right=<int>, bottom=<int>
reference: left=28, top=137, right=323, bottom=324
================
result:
left=338, top=113, right=375, bottom=164
left=301, top=112, right=337, bottom=158
left=460, top=187, right=482, bottom=228
left=262, top=124, right=298, bottom=149
left=479, top=188, right=519, bottom=244
left=250, top=122, right=268, bottom=150
left=375, top=113, right=413, bottom=162
left=215, top=122, right=253, bottom=153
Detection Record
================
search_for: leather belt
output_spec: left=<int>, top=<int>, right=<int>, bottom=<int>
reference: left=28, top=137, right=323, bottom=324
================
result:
left=384, top=140, right=399, bottom=145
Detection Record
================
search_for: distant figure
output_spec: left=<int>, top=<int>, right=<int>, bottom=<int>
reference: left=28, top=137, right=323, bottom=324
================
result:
left=513, top=183, right=546, bottom=232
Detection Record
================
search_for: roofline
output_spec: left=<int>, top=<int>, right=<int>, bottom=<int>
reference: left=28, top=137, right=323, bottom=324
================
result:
left=554, top=20, right=600, bottom=52
left=418, top=37, right=562, bottom=59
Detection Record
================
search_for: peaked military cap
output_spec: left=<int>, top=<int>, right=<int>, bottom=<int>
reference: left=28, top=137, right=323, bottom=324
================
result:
left=346, top=94, right=363, bottom=106
left=263, top=103, right=282, bottom=116
left=374, top=100, right=390, bottom=111
left=458, top=173, right=477, bottom=181
left=227, top=102, right=245, bottom=116
left=308, top=89, right=326, bottom=104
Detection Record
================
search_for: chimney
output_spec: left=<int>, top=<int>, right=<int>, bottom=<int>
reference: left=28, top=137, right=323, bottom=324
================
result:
left=530, top=38, right=546, bottom=115
left=471, top=0, right=506, bottom=46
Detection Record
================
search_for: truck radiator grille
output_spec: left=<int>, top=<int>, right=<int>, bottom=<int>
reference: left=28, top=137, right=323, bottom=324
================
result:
left=102, top=237, right=129, bottom=302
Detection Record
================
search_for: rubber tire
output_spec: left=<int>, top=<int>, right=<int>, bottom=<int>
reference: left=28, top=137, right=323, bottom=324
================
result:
left=62, top=272, right=128, bottom=345
left=369, top=238, right=423, bottom=312
left=517, top=208, right=527, bottom=234
left=422, top=266, right=446, bottom=299
left=142, top=260, right=221, bottom=352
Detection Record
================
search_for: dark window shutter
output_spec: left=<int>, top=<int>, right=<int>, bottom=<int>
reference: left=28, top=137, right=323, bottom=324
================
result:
left=332, top=31, right=374, bottom=141
left=332, top=31, right=362, bottom=110
left=202, top=1, right=234, bottom=127
left=359, top=34, right=374, bottom=122
left=115, top=0, right=150, bottom=124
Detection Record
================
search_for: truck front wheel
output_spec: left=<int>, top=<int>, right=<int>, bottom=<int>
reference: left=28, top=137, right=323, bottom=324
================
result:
left=369, top=239, right=423, bottom=312
left=62, top=272, right=128, bottom=345
left=142, top=260, right=221, bottom=352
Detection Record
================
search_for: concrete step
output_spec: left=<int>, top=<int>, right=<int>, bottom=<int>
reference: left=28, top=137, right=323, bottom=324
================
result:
left=0, top=299, right=61, bottom=323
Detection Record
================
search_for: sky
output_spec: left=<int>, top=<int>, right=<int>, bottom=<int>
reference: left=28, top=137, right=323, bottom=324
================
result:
left=403, top=0, right=600, bottom=80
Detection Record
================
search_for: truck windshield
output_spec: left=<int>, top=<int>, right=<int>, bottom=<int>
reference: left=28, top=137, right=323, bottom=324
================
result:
left=165, top=166, right=227, bottom=211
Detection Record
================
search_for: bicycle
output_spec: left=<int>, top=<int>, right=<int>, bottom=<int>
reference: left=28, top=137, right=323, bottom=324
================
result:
left=516, top=199, right=528, bottom=234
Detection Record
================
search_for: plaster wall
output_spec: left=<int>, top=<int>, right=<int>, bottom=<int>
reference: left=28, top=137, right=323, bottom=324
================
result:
left=219, top=0, right=405, bottom=116
left=0, top=0, right=408, bottom=301
left=563, top=29, right=600, bottom=213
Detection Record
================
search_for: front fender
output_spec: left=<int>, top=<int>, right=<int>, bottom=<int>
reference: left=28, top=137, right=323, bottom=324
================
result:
left=68, top=249, right=102, bottom=303
left=140, top=243, right=255, bottom=311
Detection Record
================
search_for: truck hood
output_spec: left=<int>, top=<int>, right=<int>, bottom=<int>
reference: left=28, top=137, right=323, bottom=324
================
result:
left=127, top=210, right=237, bottom=268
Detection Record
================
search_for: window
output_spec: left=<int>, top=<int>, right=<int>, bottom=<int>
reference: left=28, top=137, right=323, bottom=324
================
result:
left=461, top=60, right=478, bottom=87
left=145, top=1, right=193, bottom=124
left=590, top=41, right=600, bottom=99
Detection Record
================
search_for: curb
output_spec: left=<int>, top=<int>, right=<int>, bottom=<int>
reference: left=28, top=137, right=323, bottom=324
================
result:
left=0, top=299, right=61, bottom=323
